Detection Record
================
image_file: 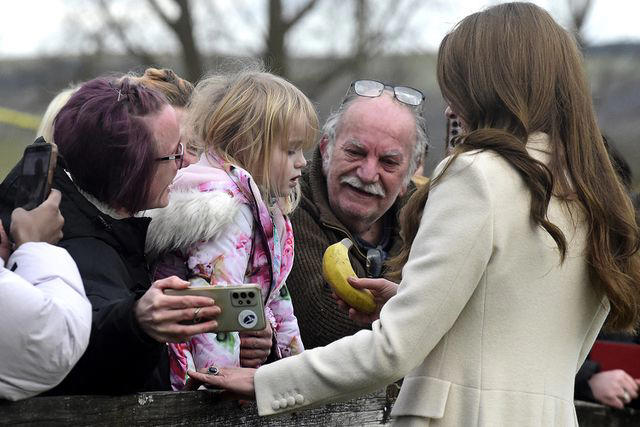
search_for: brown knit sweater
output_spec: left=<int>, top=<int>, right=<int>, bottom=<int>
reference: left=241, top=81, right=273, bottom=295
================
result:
left=288, top=147, right=408, bottom=349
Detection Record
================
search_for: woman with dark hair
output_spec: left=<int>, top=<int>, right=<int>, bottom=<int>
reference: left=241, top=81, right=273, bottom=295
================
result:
left=2, top=77, right=221, bottom=395
left=187, top=3, right=640, bottom=425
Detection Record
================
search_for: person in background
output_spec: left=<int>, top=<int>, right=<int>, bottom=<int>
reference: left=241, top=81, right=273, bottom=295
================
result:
left=146, top=69, right=317, bottom=390
left=0, top=76, right=222, bottom=395
left=129, top=67, right=198, bottom=165
left=286, top=79, right=428, bottom=349
left=186, top=3, right=640, bottom=425
left=0, top=190, right=91, bottom=401
left=36, top=85, right=80, bottom=144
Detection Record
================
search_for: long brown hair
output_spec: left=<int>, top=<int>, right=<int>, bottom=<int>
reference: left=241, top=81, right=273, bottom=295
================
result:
left=389, top=2, right=640, bottom=330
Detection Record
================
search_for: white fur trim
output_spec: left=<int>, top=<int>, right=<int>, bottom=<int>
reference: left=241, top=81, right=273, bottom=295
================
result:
left=145, top=189, right=240, bottom=257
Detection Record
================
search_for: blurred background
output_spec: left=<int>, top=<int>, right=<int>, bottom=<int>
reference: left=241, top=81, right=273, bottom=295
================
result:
left=1, top=0, right=639, bottom=185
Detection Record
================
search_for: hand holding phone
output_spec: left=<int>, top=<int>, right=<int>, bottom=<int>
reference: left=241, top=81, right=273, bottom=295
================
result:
left=135, top=277, right=222, bottom=343
left=164, top=282, right=266, bottom=332
left=10, top=189, right=64, bottom=248
left=15, top=137, right=57, bottom=211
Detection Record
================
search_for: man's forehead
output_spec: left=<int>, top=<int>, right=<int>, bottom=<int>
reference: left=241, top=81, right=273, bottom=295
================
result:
left=342, top=139, right=404, bottom=157
left=345, top=93, right=407, bottom=116
left=338, top=97, right=416, bottom=149
left=343, top=96, right=414, bottom=130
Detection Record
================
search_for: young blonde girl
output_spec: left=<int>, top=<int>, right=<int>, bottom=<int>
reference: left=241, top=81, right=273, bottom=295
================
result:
left=146, top=70, right=318, bottom=390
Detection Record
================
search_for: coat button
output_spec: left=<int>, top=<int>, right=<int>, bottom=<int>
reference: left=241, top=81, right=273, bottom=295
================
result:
left=271, top=400, right=280, bottom=410
left=279, top=398, right=288, bottom=408
left=295, top=394, right=304, bottom=404
left=287, top=396, right=296, bottom=406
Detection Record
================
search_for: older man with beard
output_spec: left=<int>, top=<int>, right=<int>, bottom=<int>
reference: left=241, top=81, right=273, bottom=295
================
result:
left=288, top=80, right=428, bottom=348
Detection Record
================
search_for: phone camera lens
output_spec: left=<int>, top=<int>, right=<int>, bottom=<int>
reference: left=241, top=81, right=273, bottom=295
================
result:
left=240, top=292, right=247, bottom=298
left=232, top=292, right=239, bottom=299
left=248, top=292, right=255, bottom=298
left=452, top=121, right=459, bottom=127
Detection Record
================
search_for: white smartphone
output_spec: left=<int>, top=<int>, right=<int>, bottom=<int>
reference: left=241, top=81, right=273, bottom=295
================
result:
left=165, top=281, right=266, bottom=332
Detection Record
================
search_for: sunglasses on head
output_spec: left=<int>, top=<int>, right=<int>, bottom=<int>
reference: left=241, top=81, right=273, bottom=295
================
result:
left=348, top=79, right=425, bottom=107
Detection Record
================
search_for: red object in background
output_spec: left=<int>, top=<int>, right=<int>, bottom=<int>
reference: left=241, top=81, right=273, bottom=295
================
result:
left=590, top=340, right=640, bottom=378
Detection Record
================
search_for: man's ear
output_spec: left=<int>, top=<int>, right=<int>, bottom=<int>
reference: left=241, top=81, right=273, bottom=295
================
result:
left=319, top=135, right=329, bottom=157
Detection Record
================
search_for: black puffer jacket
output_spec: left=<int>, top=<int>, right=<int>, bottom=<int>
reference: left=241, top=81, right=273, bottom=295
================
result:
left=0, top=160, right=169, bottom=395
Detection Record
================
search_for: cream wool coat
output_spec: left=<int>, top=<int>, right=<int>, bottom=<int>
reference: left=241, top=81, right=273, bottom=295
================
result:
left=253, top=133, right=609, bottom=426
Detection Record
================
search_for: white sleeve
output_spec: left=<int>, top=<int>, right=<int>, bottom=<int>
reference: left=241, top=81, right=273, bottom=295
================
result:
left=0, top=242, right=92, bottom=401
left=254, top=154, right=494, bottom=415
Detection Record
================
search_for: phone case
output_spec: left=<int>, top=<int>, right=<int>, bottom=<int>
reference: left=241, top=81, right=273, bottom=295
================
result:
left=15, top=139, right=58, bottom=210
left=165, top=284, right=266, bottom=332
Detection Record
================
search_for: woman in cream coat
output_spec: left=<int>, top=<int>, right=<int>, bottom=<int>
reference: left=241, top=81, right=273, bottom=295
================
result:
left=189, top=3, right=640, bottom=425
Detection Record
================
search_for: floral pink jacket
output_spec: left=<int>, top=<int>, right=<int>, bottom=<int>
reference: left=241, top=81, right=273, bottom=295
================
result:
left=146, top=153, right=304, bottom=390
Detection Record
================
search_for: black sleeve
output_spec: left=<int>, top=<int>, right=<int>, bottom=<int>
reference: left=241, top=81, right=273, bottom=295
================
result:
left=53, top=238, right=166, bottom=395
left=575, top=359, right=600, bottom=402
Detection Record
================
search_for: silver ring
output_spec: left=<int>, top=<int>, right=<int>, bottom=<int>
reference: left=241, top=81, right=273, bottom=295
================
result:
left=208, top=366, right=219, bottom=376
left=193, top=307, right=202, bottom=323
left=622, top=391, right=631, bottom=403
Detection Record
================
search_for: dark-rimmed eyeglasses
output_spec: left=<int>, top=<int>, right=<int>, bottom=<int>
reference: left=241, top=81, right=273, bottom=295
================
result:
left=155, top=142, right=184, bottom=169
left=349, top=79, right=425, bottom=107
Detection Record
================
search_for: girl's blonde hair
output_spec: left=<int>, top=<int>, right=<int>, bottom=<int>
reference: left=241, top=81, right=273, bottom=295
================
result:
left=187, top=68, right=318, bottom=214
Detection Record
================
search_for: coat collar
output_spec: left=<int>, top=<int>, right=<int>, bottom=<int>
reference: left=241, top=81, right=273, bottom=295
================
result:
left=54, top=162, right=151, bottom=259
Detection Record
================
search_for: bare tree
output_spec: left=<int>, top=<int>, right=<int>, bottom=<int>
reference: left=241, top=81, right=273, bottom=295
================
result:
left=146, top=0, right=203, bottom=82
left=265, top=0, right=320, bottom=78
left=73, top=0, right=429, bottom=90
left=97, top=0, right=202, bottom=81
left=300, top=0, right=426, bottom=97
left=566, top=0, right=594, bottom=47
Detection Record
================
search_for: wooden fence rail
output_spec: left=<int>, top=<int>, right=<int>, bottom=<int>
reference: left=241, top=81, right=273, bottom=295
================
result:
left=1, top=388, right=638, bottom=426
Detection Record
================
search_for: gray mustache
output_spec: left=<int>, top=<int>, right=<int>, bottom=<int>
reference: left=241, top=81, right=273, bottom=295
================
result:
left=340, top=175, right=386, bottom=197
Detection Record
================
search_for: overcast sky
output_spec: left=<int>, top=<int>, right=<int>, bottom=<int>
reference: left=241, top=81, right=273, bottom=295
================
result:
left=1, top=0, right=639, bottom=59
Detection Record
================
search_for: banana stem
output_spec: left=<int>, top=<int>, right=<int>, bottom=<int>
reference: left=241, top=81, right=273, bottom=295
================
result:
left=340, top=238, right=354, bottom=250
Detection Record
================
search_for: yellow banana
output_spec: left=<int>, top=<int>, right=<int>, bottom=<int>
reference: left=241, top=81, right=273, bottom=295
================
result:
left=322, top=238, right=377, bottom=314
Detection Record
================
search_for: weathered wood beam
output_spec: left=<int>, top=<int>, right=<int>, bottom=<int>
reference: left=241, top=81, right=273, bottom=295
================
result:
left=0, top=390, right=637, bottom=426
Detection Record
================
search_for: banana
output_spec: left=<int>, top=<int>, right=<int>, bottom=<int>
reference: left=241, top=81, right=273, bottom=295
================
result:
left=322, top=238, right=377, bottom=314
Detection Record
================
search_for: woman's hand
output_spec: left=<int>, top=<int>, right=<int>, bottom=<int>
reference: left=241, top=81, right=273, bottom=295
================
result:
left=240, top=322, right=273, bottom=368
left=134, top=276, right=221, bottom=343
left=11, top=189, right=64, bottom=247
left=333, top=277, right=398, bottom=325
left=589, top=369, right=639, bottom=409
left=187, top=366, right=256, bottom=399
